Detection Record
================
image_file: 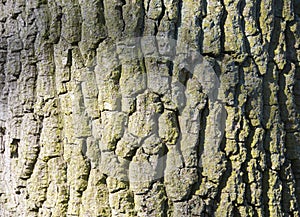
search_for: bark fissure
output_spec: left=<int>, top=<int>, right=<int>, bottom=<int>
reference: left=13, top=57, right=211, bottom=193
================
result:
left=0, top=0, right=299, bottom=216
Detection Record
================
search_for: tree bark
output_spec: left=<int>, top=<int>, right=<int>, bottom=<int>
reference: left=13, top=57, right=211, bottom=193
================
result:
left=0, top=0, right=300, bottom=216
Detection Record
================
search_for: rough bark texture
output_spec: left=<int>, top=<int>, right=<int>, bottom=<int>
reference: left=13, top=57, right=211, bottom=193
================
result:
left=0, top=0, right=300, bottom=216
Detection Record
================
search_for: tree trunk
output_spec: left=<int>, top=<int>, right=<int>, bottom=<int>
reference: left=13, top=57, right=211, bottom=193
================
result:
left=0, top=0, right=300, bottom=216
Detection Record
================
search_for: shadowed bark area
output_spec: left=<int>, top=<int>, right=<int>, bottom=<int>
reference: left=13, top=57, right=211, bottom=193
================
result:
left=0, top=0, right=300, bottom=216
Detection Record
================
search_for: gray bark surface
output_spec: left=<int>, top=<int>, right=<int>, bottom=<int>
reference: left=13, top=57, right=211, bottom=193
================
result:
left=0, top=0, right=300, bottom=216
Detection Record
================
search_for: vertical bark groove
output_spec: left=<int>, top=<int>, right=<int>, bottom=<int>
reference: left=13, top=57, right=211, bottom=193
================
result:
left=0, top=0, right=299, bottom=216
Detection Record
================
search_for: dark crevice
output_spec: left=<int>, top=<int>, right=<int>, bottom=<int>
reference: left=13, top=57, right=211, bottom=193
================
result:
left=244, top=75, right=262, bottom=214
left=268, top=0, right=283, bottom=60
left=285, top=23, right=298, bottom=63
left=98, top=0, right=107, bottom=27
left=262, top=168, right=270, bottom=217
left=219, top=0, right=228, bottom=54
left=278, top=63, right=294, bottom=131
left=291, top=158, right=300, bottom=205
left=178, top=67, right=192, bottom=87
left=243, top=127, right=255, bottom=205
left=136, top=1, right=146, bottom=38
left=233, top=205, right=242, bottom=217
left=280, top=161, right=299, bottom=213
left=10, top=138, right=20, bottom=158
left=275, top=52, right=300, bottom=211
left=294, top=0, right=300, bottom=16
left=201, top=0, right=207, bottom=18
left=261, top=128, right=272, bottom=216
left=156, top=0, right=166, bottom=29
left=279, top=21, right=300, bottom=206
left=174, top=0, right=183, bottom=41
left=81, top=138, right=87, bottom=156
left=189, top=100, right=209, bottom=199
left=115, top=5, right=125, bottom=33
left=243, top=98, right=257, bottom=211
left=256, top=0, right=263, bottom=37
left=218, top=128, right=227, bottom=154
left=238, top=0, right=252, bottom=56
left=211, top=156, right=232, bottom=214
left=198, top=99, right=209, bottom=165
left=261, top=60, right=275, bottom=216
left=153, top=21, right=159, bottom=36
left=174, top=119, right=185, bottom=168
left=66, top=49, right=72, bottom=68
left=0, top=127, right=5, bottom=153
